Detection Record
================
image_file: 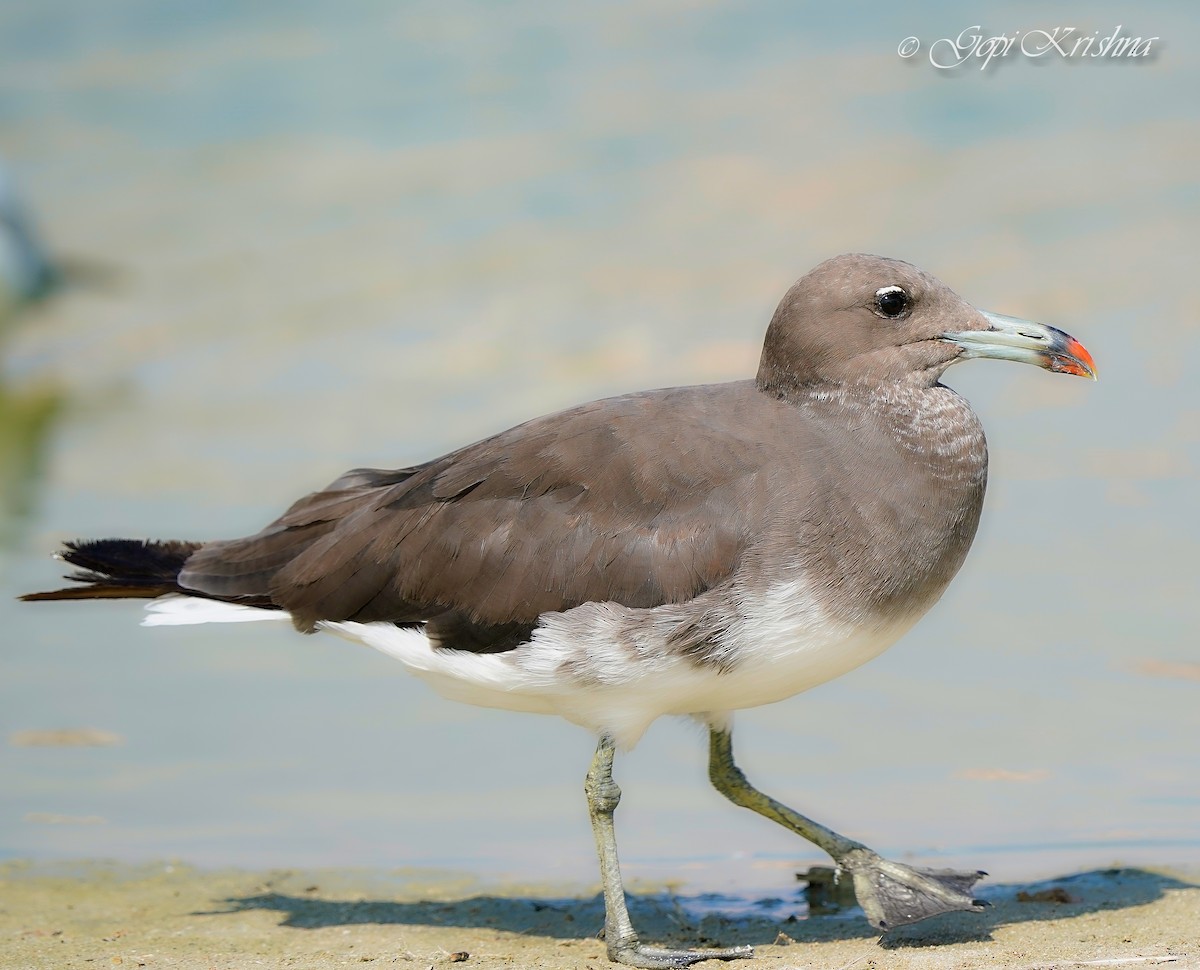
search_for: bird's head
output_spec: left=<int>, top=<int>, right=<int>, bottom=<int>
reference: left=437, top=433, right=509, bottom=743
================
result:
left=757, top=253, right=1097, bottom=394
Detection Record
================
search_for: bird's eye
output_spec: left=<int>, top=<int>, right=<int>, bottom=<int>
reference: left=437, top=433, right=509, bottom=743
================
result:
left=875, top=286, right=909, bottom=318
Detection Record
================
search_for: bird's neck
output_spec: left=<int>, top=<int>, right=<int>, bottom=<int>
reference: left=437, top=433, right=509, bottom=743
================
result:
left=800, top=378, right=988, bottom=487
left=795, top=378, right=990, bottom=620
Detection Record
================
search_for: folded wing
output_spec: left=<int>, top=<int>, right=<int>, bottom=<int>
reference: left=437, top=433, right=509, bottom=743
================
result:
left=179, top=385, right=781, bottom=646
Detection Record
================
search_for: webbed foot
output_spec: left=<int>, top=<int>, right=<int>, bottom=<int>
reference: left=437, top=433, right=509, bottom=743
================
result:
left=839, top=847, right=988, bottom=929
left=606, top=942, right=753, bottom=968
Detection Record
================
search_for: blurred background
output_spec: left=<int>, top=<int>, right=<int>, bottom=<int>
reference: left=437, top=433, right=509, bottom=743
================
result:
left=1, top=1, right=1197, bottom=902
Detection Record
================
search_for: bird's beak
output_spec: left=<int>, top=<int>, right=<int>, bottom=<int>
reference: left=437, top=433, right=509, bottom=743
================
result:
left=942, top=312, right=1098, bottom=380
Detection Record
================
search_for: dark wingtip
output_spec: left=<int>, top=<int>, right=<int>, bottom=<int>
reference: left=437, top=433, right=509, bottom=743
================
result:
left=55, top=538, right=202, bottom=578
left=20, top=584, right=171, bottom=602
left=19, top=588, right=70, bottom=602
left=20, top=538, right=204, bottom=603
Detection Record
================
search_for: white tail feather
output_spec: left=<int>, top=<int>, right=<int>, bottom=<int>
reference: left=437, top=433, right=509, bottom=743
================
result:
left=142, top=595, right=290, bottom=627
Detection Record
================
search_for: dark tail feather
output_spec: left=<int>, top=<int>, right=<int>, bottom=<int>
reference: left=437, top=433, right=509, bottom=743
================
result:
left=20, top=538, right=203, bottom=602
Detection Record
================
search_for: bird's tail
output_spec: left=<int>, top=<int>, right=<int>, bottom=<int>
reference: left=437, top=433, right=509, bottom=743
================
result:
left=20, top=538, right=204, bottom=602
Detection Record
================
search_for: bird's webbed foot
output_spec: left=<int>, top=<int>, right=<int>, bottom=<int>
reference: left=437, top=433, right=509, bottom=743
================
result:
left=605, top=941, right=753, bottom=968
left=838, top=847, right=988, bottom=929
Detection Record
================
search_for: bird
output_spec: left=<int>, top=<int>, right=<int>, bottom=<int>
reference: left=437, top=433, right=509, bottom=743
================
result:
left=22, top=254, right=1096, bottom=967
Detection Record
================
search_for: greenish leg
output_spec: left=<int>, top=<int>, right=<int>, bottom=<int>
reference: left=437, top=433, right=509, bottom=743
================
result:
left=708, top=726, right=988, bottom=930
left=586, top=736, right=754, bottom=967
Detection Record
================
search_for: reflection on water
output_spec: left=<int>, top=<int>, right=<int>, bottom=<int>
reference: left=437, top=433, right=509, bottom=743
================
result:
left=0, top=0, right=1197, bottom=897
left=0, top=376, right=62, bottom=549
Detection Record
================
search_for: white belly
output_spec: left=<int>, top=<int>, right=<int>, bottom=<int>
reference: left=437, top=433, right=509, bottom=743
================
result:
left=332, top=574, right=918, bottom=749
left=143, top=573, right=920, bottom=750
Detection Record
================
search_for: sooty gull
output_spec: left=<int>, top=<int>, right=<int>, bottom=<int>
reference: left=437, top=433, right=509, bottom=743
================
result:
left=23, top=253, right=1096, bottom=967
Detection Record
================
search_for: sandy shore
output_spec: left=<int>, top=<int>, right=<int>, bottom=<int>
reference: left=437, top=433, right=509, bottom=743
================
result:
left=2, top=861, right=1196, bottom=969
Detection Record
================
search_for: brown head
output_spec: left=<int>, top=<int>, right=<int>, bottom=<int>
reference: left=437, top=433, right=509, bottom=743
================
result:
left=757, top=253, right=1096, bottom=396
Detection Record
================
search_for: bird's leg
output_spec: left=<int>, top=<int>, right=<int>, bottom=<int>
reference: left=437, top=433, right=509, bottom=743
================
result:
left=707, top=726, right=987, bottom=930
left=585, top=736, right=753, bottom=968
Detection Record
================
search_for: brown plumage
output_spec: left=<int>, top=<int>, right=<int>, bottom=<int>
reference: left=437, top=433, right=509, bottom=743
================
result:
left=181, top=389, right=767, bottom=636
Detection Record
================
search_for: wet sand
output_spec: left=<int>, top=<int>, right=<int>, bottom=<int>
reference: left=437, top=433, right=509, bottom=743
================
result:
left=3, top=861, right=1196, bottom=969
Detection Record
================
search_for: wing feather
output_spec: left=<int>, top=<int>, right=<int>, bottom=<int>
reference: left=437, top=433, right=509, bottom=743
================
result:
left=179, top=383, right=792, bottom=633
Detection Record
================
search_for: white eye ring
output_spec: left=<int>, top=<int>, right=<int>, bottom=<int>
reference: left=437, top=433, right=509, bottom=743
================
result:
left=874, top=285, right=909, bottom=317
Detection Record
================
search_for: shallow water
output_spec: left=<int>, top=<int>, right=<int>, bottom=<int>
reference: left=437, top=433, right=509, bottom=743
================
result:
left=1, top=2, right=1197, bottom=898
